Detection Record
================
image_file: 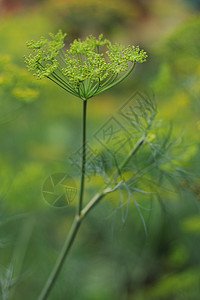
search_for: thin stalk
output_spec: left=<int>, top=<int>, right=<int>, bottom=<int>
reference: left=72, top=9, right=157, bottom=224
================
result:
left=48, top=76, right=78, bottom=97
left=81, top=81, right=86, bottom=99
left=81, top=136, right=147, bottom=218
left=38, top=62, right=77, bottom=96
left=38, top=133, right=145, bottom=300
left=38, top=216, right=82, bottom=300
left=87, top=80, right=100, bottom=99
left=119, top=136, right=146, bottom=171
left=38, top=99, right=88, bottom=300
left=95, top=62, right=136, bottom=95
left=53, top=70, right=78, bottom=94
left=37, top=93, right=146, bottom=300
left=80, top=187, right=113, bottom=219
left=87, top=82, right=100, bottom=98
left=85, top=77, right=92, bottom=95
left=51, top=73, right=78, bottom=95
left=38, top=62, right=74, bottom=94
left=99, top=73, right=117, bottom=89
left=77, top=99, right=87, bottom=214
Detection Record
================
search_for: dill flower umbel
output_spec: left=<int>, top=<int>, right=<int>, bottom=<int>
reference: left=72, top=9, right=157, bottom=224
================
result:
left=25, top=30, right=147, bottom=100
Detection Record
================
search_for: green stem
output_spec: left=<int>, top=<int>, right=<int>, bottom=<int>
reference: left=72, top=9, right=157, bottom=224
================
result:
left=38, top=99, right=88, bottom=300
left=38, top=216, right=82, bottom=300
left=77, top=99, right=87, bottom=214
left=80, top=187, right=113, bottom=219
left=119, top=136, right=146, bottom=172
left=82, top=136, right=146, bottom=217
left=37, top=104, right=145, bottom=300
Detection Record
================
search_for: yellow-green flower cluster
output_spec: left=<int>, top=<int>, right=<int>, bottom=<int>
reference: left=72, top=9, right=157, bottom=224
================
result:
left=25, top=30, right=66, bottom=79
left=25, top=30, right=147, bottom=100
left=62, top=49, right=108, bottom=87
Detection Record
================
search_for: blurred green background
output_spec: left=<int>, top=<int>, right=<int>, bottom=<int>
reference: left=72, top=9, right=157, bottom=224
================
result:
left=0, top=0, right=200, bottom=299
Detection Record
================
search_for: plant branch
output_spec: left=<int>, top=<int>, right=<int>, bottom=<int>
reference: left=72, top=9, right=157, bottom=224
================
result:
left=119, top=135, right=146, bottom=172
left=38, top=99, right=88, bottom=300
left=38, top=216, right=82, bottom=300
left=80, top=182, right=122, bottom=219
left=80, top=137, right=146, bottom=218
left=38, top=134, right=147, bottom=300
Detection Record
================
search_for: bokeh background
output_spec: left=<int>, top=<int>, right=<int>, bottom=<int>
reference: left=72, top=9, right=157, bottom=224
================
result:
left=0, top=0, right=200, bottom=299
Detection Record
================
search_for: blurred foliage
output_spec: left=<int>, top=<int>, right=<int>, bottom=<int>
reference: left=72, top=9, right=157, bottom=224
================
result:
left=0, top=55, right=39, bottom=103
left=151, top=17, right=200, bottom=135
left=0, top=1, right=200, bottom=299
left=43, top=0, right=138, bottom=38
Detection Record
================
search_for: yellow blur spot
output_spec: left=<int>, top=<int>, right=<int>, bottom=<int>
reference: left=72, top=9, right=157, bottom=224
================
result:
left=161, top=92, right=189, bottom=119
left=181, top=215, right=200, bottom=234
left=12, top=88, right=39, bottom=102
left=0, top=76, right=4, bottom=85
left=147, top=133, right=156, bottom=143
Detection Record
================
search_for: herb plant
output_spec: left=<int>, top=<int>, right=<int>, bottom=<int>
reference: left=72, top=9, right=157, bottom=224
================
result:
left=25, top=30, right=150, bottom=299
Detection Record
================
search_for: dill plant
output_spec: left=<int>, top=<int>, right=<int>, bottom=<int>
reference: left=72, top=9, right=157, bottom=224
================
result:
left=25, top=30, right=148, bottom=299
